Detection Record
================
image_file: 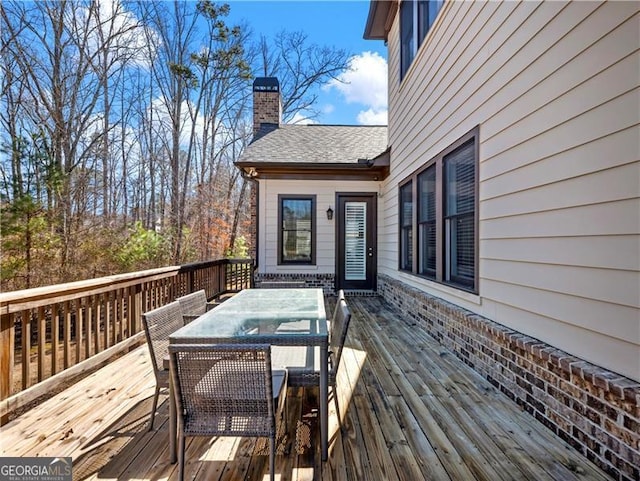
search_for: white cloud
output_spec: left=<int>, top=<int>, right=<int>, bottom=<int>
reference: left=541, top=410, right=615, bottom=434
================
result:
left=321, top=104, right=335, bottom=115
left=325, top=51, right=388, bottom=124
left=287, top=111, right=318, bottom=125
left=357, top=108, right=388, bottom=125
left=74, top=0, right=157, bottom=69
left=149, top=97, right=214, bottom=149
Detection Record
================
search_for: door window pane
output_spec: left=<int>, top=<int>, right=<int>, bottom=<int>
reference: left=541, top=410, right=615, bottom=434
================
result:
left=345, top=202, right=367, bottom=281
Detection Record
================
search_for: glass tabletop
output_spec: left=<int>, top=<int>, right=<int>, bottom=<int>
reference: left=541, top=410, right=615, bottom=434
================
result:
left=170, top=288, right=327, bottom=342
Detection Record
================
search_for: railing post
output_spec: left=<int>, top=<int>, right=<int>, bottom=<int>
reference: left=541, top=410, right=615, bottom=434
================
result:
left=1, top=312, right=14, bottom=424
left=132, top=284, right=142, bottom=335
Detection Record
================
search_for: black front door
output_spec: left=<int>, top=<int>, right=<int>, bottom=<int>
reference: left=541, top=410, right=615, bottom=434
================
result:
left=336, top=193, right=377, bottom=291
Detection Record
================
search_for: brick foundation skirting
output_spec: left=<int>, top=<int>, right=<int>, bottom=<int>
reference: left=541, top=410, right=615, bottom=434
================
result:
left=254, top=273, right=335, bottom=294
left=378, top=274, right=640, bottom=481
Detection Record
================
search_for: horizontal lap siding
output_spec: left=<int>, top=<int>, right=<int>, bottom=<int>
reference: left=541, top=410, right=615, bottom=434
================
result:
left=480, top=277, right=639, bottom=341
left=481, top=236, right=640, bottom=271
left=481, top=127, right=638, bottom=200
left=381, top=0, right=640, bottom=380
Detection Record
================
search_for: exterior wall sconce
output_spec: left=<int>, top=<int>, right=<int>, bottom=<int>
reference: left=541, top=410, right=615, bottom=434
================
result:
left=326, top=207, right=334, bottom=220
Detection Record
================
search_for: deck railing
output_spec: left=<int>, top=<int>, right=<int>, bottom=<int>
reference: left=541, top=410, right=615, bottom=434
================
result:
left=0, top=258, right=254, bottom=424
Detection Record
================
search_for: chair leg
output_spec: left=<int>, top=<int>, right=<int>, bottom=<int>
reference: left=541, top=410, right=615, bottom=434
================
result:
left=149, top=385, right=160, bottom=431
left=277, top=396, right=290, bottom=455
left=283, top=393, right=288, bottom=432
left=269, top=436, right=275, bottom=481
left=332, top=386, right=343, bottom=432
left=178, top=433, right=186, bottom=481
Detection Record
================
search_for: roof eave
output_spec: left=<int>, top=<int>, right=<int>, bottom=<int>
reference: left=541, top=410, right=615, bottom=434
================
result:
left=363, top=0, right=397, bottom=41
left=235, top=161, right=390, bottom=182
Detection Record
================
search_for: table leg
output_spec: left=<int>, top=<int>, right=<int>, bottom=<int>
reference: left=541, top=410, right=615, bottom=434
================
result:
left=169, top=374, right=177, bottom=463
left=320, top=343, right=328, bottom=461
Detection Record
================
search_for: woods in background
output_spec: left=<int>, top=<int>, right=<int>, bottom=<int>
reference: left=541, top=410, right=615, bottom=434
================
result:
left=0, top=0, right=349, bottom=291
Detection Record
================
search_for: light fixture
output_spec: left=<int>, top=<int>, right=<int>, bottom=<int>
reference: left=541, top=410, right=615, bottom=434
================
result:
left=326, top=206, right=334, bottom=220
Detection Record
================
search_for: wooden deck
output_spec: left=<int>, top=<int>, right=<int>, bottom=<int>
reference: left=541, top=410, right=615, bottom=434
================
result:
left=0, top=295, right=612, bottom=481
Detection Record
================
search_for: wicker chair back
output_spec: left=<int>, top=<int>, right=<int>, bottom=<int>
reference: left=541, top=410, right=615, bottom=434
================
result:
left=169, top=343, right=287, bottom=481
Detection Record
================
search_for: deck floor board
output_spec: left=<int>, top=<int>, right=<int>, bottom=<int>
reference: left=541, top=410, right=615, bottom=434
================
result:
left=0, top=295, right=612, bottom=480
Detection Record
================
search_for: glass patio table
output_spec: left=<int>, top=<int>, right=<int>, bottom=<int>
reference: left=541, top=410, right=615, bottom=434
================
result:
left=168, top=288, right=330, bottom=462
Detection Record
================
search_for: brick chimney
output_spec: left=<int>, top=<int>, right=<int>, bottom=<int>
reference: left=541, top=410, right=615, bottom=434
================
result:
left=252, top=77, right=281, bottom=137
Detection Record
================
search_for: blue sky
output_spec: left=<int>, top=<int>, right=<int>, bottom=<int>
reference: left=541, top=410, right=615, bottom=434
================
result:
left=226, top=1, right=389, bottom=125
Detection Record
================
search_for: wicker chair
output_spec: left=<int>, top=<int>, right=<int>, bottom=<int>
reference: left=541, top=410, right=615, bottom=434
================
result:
left=286, top=298, right=351, bottom=422
left=168, top=344, right=287, bottom=481
left=176, top=290, right=216, bottom=324
left=141, top=301, right=185, bottom=430
left=329, top=289, right=346, bottom=341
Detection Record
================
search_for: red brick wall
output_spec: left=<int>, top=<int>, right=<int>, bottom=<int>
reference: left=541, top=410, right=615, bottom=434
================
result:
left=253, top=90, right=281, bottom=136
left=254, top=273, right=334, bottom=293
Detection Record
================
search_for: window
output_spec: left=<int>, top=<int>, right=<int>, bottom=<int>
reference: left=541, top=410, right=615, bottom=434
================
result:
left=399, top=182, right=413, bottom=271
left=418, top=165, right=436, bottom=278
left=400, top=1, right=415, bottom=81
left=400, top=0, right=444, bottom=80
left=399, top=128, right=478, bottom=292
left=444, top=141, right=475, bottom=287
left=278, top=195, right=315, bottom=264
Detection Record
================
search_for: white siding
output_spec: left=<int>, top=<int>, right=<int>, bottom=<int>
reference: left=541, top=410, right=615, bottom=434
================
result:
left=257, top=179, right=380, bottom=275
left=381, top=0, right=640, bottom=380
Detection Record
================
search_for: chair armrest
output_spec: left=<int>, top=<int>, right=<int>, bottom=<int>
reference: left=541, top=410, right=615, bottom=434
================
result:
left=183, top=314, right=199, bottom=324
left=272, top=370, right=288, bottom=398
left=205, top=301, right=218, bottom=311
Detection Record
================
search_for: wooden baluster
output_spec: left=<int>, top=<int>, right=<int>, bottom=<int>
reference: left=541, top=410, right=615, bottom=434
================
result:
left=52, top=303, right=60, bottom=375
left=104, top=293, right=111, bottom=350
left=130, top=286, right=137, bottom=335
left=95, top=294, right=102, bottom=355
left=114, top=290, right=120, bottom=345
left=63, top=301, right=71, bottom=369
left=76, top=299, right=84, bottom=363
left=119, top=288, right=124, bottom=341
left=85, top=296, right=93, bottom=359
left=21, top=309, right=31, bottom=390
left=37, top=306, right=45, bottom=382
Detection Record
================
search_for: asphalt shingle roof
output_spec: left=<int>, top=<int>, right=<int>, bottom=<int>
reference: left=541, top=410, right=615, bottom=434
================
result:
left=238, top=124, right=388, bottom=165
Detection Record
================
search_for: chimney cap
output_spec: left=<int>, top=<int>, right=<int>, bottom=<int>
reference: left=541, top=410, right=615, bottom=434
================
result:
left=253, top=77, right=279, bottom=92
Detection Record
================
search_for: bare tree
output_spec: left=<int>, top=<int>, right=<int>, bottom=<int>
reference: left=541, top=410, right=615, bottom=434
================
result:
left=0, top=1, right=354, bottom=289
left=138, top=0, right=251, bottom=263
left=1, top=0, right=152, bottom=278
left=258, top=30, right=351, bottom=122
left=2, top=1, right=96, bottom=277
